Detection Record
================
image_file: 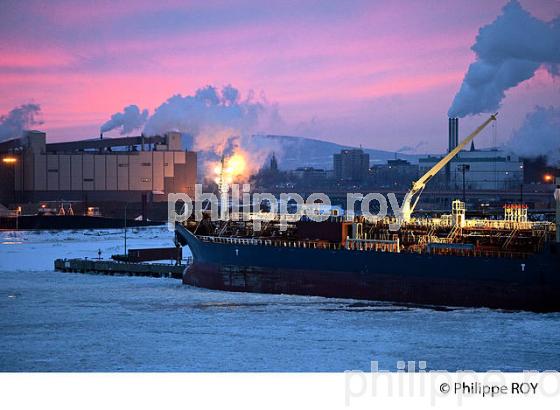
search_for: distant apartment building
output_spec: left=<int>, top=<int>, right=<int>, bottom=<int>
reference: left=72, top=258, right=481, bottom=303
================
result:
left=333, top=149, right=370, bottom=181
left=0, top=130, right=196, bottom=204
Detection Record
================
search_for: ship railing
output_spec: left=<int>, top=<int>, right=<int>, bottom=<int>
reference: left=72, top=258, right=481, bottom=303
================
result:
left=464, top=219, right=534, bottom=230
left=198, top=235, right=350, bottom=251
left=426, top=247, right=532, bottom=259
left=246, top=213, right=302, bottom=222
left=345, top=238, right=400, bottom=253
left=196, top=235, right=535, bottom=258
left=198, top=234, right=405, bottom=253
left=404, top=218, right=552, bottom=232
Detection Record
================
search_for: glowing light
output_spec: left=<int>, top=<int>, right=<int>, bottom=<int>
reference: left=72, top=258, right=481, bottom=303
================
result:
left=543, top=174, right=554, bottom=183
left=2, top=157, right=17, bottom=164
left=226, top=153, right=246, bottom=176
left=213, top=152, right=248, bottom=184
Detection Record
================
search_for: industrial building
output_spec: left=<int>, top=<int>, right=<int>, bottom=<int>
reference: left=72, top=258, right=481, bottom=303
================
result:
left=420, top=148, right=524, bottom=190
left=0, top=131, right=197, bottom=206
left=419, top=118, right=524, bottom=190
left=333, top=149, right=370, bottom=181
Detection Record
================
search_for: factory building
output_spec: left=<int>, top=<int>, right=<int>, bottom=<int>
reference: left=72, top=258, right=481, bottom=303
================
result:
left=333, top=149, right=370, bottom=181
left=419, top=117, right=523, bottom=190
left=420, top=148, right=524, bottom=190
left=0, top=131, right=196, bottom=205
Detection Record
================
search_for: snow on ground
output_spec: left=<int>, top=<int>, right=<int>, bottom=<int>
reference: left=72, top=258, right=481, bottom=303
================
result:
left=0, top=226, right=189, bottom=272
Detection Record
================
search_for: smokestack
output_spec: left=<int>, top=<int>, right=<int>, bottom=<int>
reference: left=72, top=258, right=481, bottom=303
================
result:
left=448, top=117, right=458, bottom=152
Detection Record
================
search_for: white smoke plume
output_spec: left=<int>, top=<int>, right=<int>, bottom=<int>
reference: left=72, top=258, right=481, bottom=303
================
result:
left=397, top=140, right=428, bottom=154
left=507, top=105, right=560, bottom=165
left=449, top=0, right=560, bottom=118
left=0, top=103, right=43, bottom=142
left=144, top=85, right=270, bottom=144
left=100, top=105, right=149, bottom=135
left=143, top=85, right=283, bottom=178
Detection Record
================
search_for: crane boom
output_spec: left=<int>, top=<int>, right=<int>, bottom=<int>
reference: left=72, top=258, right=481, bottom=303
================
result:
left=399, top=113, right=498, bottom=222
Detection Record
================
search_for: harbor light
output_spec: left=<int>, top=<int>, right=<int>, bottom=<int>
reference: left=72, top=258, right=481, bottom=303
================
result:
left=543, top=174, right=554, bottom=183
left=2, top=156, right=17, bottom=164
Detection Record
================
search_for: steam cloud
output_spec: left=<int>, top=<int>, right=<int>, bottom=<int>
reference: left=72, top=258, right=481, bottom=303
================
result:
left=448, top=0, right=560, bottom=118
left=0, top=103, right=43, bottom=142
left=100, top=105, right=149, bottom=135
left=143, top=85, right=272, bottom=144
left=143, top=85, right=283, bottom=176
left=397, top=140, right=428, bottom=154
left=507, top=105, right=560, bottom=165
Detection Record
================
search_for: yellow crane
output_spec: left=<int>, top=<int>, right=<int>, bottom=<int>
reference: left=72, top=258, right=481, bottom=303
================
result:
left=400, top=113, right=498, bottom=222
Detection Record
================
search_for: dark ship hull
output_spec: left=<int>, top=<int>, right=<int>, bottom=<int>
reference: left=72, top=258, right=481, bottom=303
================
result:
left=175, top=224, right=560, bottom=312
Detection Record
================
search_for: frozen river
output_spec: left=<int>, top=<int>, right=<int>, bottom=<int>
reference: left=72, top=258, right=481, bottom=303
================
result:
left=1, top=228, right=559, bottom=371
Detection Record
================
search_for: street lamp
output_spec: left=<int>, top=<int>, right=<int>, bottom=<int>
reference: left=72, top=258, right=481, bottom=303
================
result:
left=544, top=174, right=554, bottom=183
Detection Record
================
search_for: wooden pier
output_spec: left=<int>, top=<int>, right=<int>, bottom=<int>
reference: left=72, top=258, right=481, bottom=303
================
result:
left=54, top=258, right=186, bottom=279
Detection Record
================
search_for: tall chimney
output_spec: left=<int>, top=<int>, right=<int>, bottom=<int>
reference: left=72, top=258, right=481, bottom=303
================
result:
left=448, top=117, right=459, bottom=152
left=446, top=117, right=459, bottom=187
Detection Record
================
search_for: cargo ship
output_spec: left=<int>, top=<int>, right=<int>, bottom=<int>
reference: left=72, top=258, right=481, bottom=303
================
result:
left=175, top=114, right=560, bottom=312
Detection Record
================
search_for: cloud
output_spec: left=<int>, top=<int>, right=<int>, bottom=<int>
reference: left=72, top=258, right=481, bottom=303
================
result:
left=0, top=103, right=43, bottom=141
left=143, top=85, right=274, bottom=141
left=448, top=0, right=560, bottom=118
left=100, top=104, right=149, bottom=134
left=141, top=84, right=284, bottom=178
left=507, top=105, right=560, bottom=165
left=144, top=84, right=280, bottom=145
left=397, top=140, right=428, bottom=154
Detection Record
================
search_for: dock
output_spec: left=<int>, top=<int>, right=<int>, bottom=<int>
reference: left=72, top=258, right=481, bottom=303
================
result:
left=54, top=258, right=186, bottom=279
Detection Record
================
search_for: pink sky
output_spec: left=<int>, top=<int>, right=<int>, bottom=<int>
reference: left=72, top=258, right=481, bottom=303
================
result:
left=1, top=0, right=559, bottom=152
